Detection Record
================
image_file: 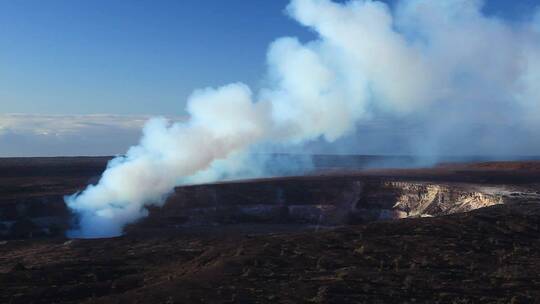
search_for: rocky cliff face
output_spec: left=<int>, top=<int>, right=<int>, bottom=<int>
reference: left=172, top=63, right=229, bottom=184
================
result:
left=136, top=180, right=538, bottom=230
left=388, top=182, right=504, bottom=218
left=1, top=174, right=539, bottom=239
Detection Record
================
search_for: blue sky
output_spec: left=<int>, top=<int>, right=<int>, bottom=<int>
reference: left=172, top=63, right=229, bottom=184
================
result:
left=0, top=0, right=312, bottom=115
left=1, top=0, right=539, bottom=157
left=1, top=0, right=538, bottom=116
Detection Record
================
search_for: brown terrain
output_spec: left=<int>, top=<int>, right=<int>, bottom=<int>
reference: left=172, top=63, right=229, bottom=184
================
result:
left=1, top=156, right=540, bottom=303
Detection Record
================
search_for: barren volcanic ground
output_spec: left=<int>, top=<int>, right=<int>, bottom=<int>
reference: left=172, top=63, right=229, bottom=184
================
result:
left=1, top=156, right=540, bottom=303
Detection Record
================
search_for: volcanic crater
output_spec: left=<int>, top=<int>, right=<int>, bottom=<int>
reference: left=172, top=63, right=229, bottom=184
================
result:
left=1, top=156, right=540, bottom=303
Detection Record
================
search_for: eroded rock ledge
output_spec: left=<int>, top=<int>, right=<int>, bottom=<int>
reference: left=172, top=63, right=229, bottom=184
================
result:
left=136, top=179, right=540, bottom=230
left=1, top=174, right=540, bottom=238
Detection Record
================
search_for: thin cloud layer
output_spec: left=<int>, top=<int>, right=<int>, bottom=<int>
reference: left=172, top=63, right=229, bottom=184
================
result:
left=0, top=114, right=157, bottom=157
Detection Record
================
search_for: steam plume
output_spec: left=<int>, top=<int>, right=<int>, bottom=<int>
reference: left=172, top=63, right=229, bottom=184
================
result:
left=66, top=0, right=540, bottom=237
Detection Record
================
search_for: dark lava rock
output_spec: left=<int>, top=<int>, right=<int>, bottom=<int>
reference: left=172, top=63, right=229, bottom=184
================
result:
left=10, top=218, right=40, bottom=239
left=1, top=203, right=540, bottom=303
left=10, top=262, right=27, bottom=272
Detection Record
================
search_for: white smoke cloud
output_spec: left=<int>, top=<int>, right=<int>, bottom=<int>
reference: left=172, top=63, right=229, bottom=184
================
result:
left=67, top=0, right=540, bottom=237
